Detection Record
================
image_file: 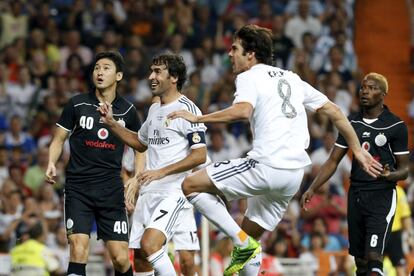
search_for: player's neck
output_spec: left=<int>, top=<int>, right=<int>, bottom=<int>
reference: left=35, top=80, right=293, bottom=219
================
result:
left=95, top=87, right=116, bottom=104
left=160, top=89, right=181, bottom=105
left=363, top=104, right=384, bottom=119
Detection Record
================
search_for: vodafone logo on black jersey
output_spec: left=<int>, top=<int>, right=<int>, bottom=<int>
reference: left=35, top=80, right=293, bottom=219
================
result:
left=85, top=140, right=116, bottom=150
left=98, top=128, right=109, bottom=139
left=84, top=128, right=116, bottom=150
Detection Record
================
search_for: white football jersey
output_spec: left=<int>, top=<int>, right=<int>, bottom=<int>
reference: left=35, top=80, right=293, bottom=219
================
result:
left=234, top=64, right=328, bottom=169
left=138, top=95, right=206, bottom=194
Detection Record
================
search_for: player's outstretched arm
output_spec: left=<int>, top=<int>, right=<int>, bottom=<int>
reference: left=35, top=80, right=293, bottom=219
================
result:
left=168, top=102, right=252, bottom=123
left=45, top=127, right=68, bottom=185
left=300, top=146, right=347, bottom=210
left=317, top=101, right=382, bottom=177
left=98, top=101, right=146, bottom=152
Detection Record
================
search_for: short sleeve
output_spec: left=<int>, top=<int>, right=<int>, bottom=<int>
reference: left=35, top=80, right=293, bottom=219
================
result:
left=335, top=132, right=348, bottom=149
left=138, top=120, right=148, bottom=146
left=301, top=78, right=329, bottom=112
left=177, top=102, right=207, bottom=149
left=56, top=98, right=75, bottom=131
left=391, top=122, right=409, bottom=155
left=233, top=73, right=258, bottom=108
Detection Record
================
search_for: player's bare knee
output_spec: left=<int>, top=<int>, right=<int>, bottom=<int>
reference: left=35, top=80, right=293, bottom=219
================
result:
left=182, top=176, right=195, bottom=196
left=140, top=237, right=162, bottom=257
left=111, top=252, right=129, bottom=268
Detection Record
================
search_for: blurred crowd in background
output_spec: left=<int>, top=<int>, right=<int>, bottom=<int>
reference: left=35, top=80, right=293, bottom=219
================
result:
left=0, top=0, right=413, bottom=275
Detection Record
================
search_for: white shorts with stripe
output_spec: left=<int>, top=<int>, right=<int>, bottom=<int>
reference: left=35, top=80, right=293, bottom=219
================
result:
left=129, top=192, right=199, bottom=250
left=171, top=205, right=199, bottom=251
left=206, top=158, right=304, bottom=231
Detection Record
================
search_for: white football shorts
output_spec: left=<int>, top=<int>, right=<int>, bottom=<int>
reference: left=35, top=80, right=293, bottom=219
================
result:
left=206, top=157, right=304, bottom=231
left=129, top=192, right=199, bottom=251
left=171, top=205, right=199, bottom=251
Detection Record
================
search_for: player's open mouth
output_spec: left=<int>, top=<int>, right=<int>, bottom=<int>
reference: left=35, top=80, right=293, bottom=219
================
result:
left=151, top=82, right=158, bottom=89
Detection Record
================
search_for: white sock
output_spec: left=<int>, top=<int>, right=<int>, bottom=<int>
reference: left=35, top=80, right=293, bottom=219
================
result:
left=147, top=248, right=176, bottom=276
left=239, top=251, right=262, bottom=276
left=188, top=193, right=248, bottom=246
left=134, top=272, right=154, bottom=276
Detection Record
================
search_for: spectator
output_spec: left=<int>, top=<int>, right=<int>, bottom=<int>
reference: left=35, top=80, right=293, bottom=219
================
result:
left=0, top=1, right=28, bottom=49
left=164, top=32, right=196, bottom=74
left=299, top=232, right=338, bottom=276
left=59, top=29, right=93, bottom=74
left=37, top=183, right=60, bottom=213
left=193, top=4, right=217, bottom=44
left=0, top=186, right=22, bottom=252
left=301, top=217, right=343, bottom=252
left=27, top=29, right=60, bottom=74
left=8, top=164, right=32, bottom=197
left=308, top=130, right=351, bottom=196
left=300, top=182, right=347, bottom=236
left=4, top=115, right=36, bottom=158
left=317, top=45, right=356, bottom=97
left=6, top=67, right=38, bottom=120
left=271, top=15, right=294, bottom=69
left=208, top=128, right=239, bottom=162
left=259, top=252, right=285, bottom=276
left=10, top=217, right=60, bottom=276
left=249, top=1, right=274, bottom=29
left=210, top=234, right=233, bottom=276
left=49, top=224, right=69, bottom=275
left=0, top=146, right=10, bottom=186
left=285, top=0, right=322, bottom=48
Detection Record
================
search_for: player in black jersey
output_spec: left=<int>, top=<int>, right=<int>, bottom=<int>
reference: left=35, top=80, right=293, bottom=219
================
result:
left=301, top=72, right=409, bottom=276
left=45, top=51, right=140, bottom=276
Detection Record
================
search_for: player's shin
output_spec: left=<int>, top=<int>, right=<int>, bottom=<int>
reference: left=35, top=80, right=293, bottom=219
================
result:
left=187, top=192, right=248, bottom=246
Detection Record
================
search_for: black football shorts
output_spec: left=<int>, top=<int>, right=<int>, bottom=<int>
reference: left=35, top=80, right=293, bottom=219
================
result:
left=347, top=186, right=396, bottom=258
left=64, top=181, right=129, bottom=242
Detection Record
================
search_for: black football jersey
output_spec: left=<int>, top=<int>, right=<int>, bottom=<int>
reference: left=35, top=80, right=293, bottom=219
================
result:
left=57, top=92, right=141, bottom=186
left=336, top=106, right=409, bottom=189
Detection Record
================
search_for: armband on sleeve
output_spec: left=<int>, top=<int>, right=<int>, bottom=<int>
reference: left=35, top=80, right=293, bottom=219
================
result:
left=187, top=131, right=206, bottom=147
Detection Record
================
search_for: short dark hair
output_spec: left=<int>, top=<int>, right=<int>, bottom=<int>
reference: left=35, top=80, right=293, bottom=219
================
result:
left=28, top=220, right=43, bottom=240
left=152, top=54, right=187, bottom=91
left=234, top=24, right=273, bottom=65
left=94, top=51, right=125, bottom=73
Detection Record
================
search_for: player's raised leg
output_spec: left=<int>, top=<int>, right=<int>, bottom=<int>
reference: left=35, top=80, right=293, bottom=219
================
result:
left=182, top=167, right=261, bottom=275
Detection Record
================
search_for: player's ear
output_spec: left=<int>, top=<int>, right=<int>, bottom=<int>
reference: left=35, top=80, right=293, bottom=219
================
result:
left=170, top=75, right=178, bottom=85
left=247, top=51, right=255, bottom=60
left=116, top=72, right=123, bottom=82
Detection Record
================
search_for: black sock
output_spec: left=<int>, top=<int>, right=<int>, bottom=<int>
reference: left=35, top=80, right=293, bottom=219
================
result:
left=67, top=262, right=86, bottom=276
left=115, top=266, right=133, bottom=276
left=367, top=260, right=383, bottom=275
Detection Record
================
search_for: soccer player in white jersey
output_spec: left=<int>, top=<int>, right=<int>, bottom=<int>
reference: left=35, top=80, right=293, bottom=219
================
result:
left=168, top=24, right=383, bottom=275
left=98, top=54, right=207, bottom=276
